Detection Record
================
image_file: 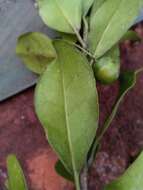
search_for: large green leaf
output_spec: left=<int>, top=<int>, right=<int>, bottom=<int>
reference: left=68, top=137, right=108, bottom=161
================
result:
left=37, top=0, right=82, bottom=34
left=35, top=40, right=99, bottom=187
left=16, top=32, right=56, bottom=74
left=83, top=0, right=94, bottom=15
left=104, top=151, right=143, bottom=190
left=88, top=0, right=143, bottom=58
left=7, top=154, right=28, bottom=190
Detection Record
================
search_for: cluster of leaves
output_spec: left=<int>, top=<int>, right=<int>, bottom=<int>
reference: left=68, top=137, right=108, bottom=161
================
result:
left=15, top=0, right=143, bottom=189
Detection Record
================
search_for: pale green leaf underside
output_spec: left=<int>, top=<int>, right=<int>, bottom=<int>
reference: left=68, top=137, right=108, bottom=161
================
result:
left=38, top=0, right=82, bottom=33
left=35, top=40, right=99, bottom=175
left=16, top=32, right=56, bottom=74
left=7, top=154, right=28, bottom=190
left=88, top=0, right=143, bottom=58
left=105, top=151, right=143, bottom=190
left=83, top=0, right=94, bottom=15
left=90, top=0, right=106, bottom=16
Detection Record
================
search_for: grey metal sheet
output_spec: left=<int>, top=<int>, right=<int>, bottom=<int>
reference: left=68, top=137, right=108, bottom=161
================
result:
left=0, top=0, right=57, bottom=102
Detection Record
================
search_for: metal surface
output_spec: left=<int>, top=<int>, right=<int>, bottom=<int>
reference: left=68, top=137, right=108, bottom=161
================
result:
left=0, top=0, right=57, bottom=102
left=0, top=1, right=143, bottom=102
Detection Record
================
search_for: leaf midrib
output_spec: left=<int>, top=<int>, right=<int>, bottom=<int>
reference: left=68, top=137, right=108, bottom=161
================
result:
left=59, top=58, right=78, bottom=177
left=54, top=0, right=76, bottom=32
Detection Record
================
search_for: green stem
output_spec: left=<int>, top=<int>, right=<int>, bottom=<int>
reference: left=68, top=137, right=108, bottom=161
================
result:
left=74, top=44, right=95, bottom=58
left=74, top=29, right=86, bottom=48
left=74, top=171, right=81, bottom=190
left=83, top=16, right=88, bottom=46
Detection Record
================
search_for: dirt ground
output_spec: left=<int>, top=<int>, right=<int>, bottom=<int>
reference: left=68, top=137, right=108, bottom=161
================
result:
left=0, top=25, right=143, bottom=190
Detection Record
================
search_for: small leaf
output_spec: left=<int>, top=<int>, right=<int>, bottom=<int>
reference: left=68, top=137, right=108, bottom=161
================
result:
left=37, top=0, right=82, bottom=33
left=35, top=40, right=99, bottom=186
left=55, top=160, right=74, bottom=182
left=88, top=0, right=143, bottom=58
left=94, top=46, right=120, bottom=84
left=88, top=68, right=143, bottom=165
left=101, top=70, right=140, bottom=136
left=120, top=30, right=141, bottom=42
left=7, top=154, right=28, bottom=190
left=104, top=151, right=143, bottom=190
left=83, top=0, right=94, bottom=15
left=16, top=32, right=56, bottom=74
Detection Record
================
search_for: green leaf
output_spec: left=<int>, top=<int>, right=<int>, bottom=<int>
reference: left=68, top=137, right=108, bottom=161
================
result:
left=58, top=32, right=77, bottom=43
left=55, top=160, right=74, bottom=182
left=16, top=32, right=56, bottom=74
left=88, top=0, right=143, bottom=58
left=90, top=0, right=106, bottom=16
left=83, top=0, right=94, bottom=15
left=94, top=46, right=120, bottom=84
left=101, top=70, right=141, bottom=138
left=35, top=40, right=99, bottom=187
left=7, top=154, right=28, bottom=190
left=37, top=0, right=82, bottom=34
left=120, top=30, right=141, bottom=42
left=104, top=151, right=143, bottom=190
left=88, top=68, right=143, bottom=166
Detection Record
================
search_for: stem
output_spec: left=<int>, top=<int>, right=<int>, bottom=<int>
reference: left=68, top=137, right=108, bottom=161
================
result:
left=80, top=164, right=88, bottom=190
left=74, top=29, right=86, bottom=48
left=74, top=44, right=95, bottom=58
left=83, top=16, right=88, bottom=46
left=74, top=171, right=81, bottom=190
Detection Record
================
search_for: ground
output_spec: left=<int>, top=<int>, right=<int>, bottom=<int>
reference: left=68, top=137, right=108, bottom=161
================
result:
left=0, top=25, right=143, bottom=190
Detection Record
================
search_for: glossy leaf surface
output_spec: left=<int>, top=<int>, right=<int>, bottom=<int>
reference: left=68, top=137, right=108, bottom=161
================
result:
left=105, top=151, right=143, bottom=190
left=37, top=0, right=82, bottom=33
left=16, top=32, right=56, bottom=74
left=7, top=154, right=28, bottom=190
left=88, top=0, right=143, bottom=58
left=35, top=40, right=99, bottom=179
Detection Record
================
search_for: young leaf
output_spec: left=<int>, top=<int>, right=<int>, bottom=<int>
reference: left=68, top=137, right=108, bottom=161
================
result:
left=55, top=160, right=74, bottom=182
left=104, top=151, right=143, bottom=190
left=35, top=40, right=99, bottom=188
left=88, top=68, right=143, bottom=166
left=16, top=32, right=56, bottom=74
left=88, top=0, right=143, bottom=58
left=7, top=154, right=28, bottom=190
left=83, top=0, right=94, bottom=15
left=37, top=0, right=82, bottom=34
left=93, top=46, right=120, bottom=84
